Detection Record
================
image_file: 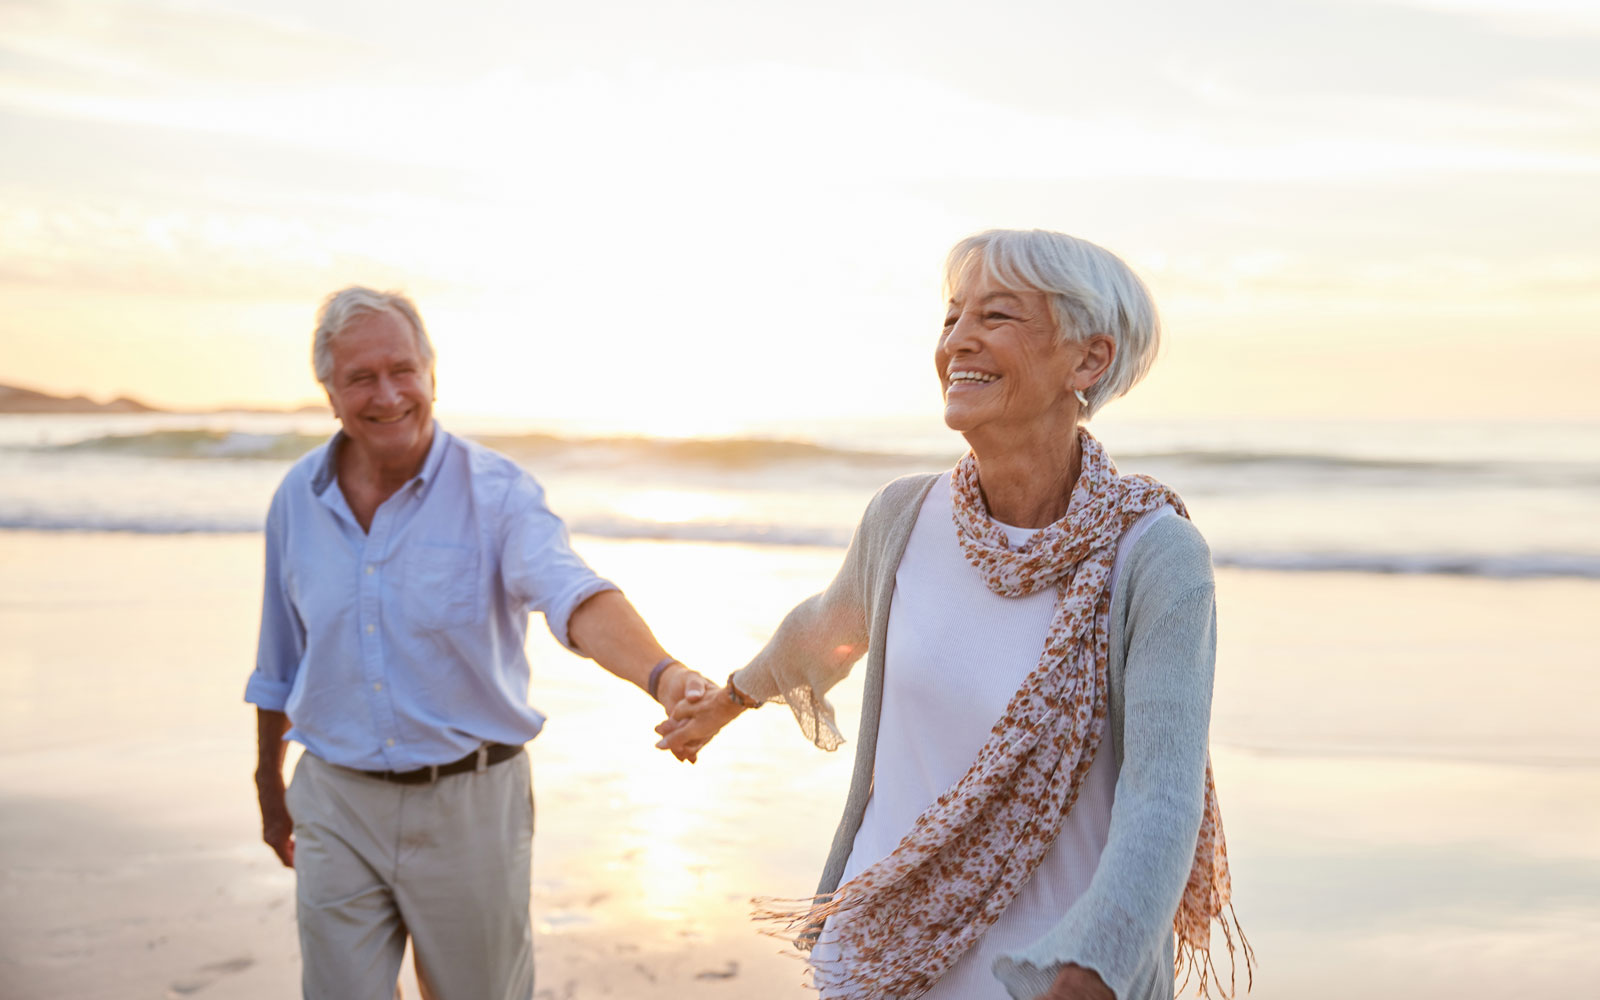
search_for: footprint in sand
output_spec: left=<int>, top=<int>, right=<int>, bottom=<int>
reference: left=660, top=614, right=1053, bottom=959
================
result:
left=695, top=961, right=739, bottom=980
left=533, top=978, right=577, bottom=999
left=166, top=956, right=254, bottom=996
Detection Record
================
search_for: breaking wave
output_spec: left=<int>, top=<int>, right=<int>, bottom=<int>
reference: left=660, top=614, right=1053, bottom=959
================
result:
left=3, top=508, right=1596, bottom=580
left=20, top=429, right=1598, bottom=483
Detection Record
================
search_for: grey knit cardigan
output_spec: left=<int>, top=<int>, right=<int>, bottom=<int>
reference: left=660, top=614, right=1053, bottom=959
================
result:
left=731, top=474, right=1218, bottom=1000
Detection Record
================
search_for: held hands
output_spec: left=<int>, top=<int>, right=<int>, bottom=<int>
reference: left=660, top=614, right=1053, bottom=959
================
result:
left=654, top=663, right=715, bottom=762
left=654, top=682, right=747, bottom=762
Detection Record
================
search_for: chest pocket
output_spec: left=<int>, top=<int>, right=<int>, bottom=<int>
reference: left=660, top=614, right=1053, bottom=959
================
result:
left=402, top=541, right=483, bottom=631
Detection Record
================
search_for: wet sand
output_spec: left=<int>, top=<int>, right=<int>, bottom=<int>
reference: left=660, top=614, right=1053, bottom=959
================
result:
left=1, top=531, right=1597, bottom=998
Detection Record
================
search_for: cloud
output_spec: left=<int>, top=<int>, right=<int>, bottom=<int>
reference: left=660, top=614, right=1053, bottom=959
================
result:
left=1360, top=0, right=1600, bottom=37
left=0, top=0, right=355, bottom=94
left=0, top=195, right=460, bottom=300
left=1, top=0, right=1596, bottom=192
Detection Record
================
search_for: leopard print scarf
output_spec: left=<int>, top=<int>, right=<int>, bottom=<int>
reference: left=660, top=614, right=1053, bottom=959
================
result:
left=765, top=429, right=1249, bottom=999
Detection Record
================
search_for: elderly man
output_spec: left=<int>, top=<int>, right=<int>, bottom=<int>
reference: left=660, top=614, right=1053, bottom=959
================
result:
left=246, top=287, right=708, bottom=1000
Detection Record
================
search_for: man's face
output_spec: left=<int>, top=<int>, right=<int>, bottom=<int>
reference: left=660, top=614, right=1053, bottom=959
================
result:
left=324, top=308, right=434, bottom=468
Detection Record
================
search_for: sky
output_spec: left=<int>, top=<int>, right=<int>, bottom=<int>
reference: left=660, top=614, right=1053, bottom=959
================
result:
left=1, top=0, right=1597, bottom=431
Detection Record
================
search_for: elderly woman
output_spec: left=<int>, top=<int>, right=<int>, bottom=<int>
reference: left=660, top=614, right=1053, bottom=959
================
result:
left=659, top=229, right=1248, bottom=1000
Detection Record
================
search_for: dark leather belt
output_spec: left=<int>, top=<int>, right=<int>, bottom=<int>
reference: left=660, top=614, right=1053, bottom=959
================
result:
left=361, top=743, right=523, bottom=784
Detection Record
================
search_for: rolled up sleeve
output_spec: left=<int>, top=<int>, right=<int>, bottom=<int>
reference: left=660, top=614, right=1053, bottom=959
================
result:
left=245, top=488, right=305, bottom=711
left=500, top=476, right=618, bottom=653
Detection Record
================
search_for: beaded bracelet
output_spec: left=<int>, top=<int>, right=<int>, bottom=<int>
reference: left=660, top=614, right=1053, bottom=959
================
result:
left=725, top=671, right=762, bottom=709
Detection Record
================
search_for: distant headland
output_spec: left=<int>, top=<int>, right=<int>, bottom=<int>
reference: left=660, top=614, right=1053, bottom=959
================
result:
left=0, top=383, right=156, bottom=414
left=0, top=383, right=326, bottom=415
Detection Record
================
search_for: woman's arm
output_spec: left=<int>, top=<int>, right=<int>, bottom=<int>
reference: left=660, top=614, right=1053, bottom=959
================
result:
left=655, top=519, right=873, bottom=759
left=656, top=477, right=930, bottom=759
left=996, top=517, right=1218, bottom=999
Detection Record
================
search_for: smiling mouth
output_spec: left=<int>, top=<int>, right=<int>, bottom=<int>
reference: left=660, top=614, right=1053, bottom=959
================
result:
left=366, top=410, right=412, bottom=424
left=948, top=371, right=999, bottom=387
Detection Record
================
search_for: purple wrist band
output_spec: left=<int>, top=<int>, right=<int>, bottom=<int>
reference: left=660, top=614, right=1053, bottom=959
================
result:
left=647, top=657, right=680, bottom=702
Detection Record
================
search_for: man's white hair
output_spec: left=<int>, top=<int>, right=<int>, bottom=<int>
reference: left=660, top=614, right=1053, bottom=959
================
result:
left=312, top=287, right=435, bottom=388
left=943, top=229, right=1161, bottom=420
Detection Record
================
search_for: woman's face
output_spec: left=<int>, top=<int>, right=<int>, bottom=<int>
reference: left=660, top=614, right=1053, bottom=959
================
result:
left=936, top=269, right=1085, bottom=442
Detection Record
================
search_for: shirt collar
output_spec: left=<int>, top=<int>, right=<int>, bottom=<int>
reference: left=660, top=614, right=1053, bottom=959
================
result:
left=310, top=421, right=450, bottom=496
left=414, top=421, right=450, bottom=489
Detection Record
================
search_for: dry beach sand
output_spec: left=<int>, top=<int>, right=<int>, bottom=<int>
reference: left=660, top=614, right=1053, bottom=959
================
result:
left=2, top=530, right=1598, bottom=999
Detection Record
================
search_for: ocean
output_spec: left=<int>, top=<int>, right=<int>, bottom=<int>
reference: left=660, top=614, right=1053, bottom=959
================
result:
left=2, top=411, right=1596, bottom=580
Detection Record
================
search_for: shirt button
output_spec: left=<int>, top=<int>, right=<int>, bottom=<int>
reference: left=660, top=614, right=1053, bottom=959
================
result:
left=366, top=565, right=375, bottom=575
left=366, top=624, right=375, bottom=634
left=373, top=682, right=382, bottom=692
left=386, top=738, right=395, bottom=747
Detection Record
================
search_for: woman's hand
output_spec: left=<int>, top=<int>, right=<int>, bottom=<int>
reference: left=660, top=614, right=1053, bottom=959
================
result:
left=1036, top=964, right=1113, bottom=1000
left=654, top=685, right=746, bottom=762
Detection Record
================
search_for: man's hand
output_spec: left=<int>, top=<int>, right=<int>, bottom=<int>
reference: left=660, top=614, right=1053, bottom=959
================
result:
left=656, top=664, right=711, bottom=715
left=256, top=772, right=295, bottom=867
left=1037, top=964, right=1113, bottom=1000
left=255, top=708, right=294, bottom=867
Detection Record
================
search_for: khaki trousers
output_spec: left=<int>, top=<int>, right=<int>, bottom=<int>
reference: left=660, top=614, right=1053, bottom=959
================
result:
left=286, top=749, right=535, bottom=1000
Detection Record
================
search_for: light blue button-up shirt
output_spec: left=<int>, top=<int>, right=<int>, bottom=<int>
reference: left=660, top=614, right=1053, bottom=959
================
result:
left=245, top=424, right=617, bottom=772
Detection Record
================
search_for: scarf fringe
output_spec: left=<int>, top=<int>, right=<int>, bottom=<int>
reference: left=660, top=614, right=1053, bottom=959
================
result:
left=751, top=892, right=836, bottom=950
left=761, top=893, right=1256, bottom=1000
left=753, top=893, right=937, bottom=1000
left=1174, top=901, right=1256, bottom=998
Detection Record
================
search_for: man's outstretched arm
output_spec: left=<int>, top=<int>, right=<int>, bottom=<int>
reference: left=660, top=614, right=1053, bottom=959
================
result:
left=566, top=589, right=711, bottom=757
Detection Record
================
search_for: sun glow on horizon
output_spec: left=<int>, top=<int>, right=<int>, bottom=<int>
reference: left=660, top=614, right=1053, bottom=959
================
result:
left=1, top=0, right=1597, bottom=423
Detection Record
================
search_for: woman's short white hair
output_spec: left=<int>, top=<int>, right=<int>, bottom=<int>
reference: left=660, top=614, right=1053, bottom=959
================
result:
left=943, top=229, right=1160, bottom=420
left=312, top=287, right=435, bottom=388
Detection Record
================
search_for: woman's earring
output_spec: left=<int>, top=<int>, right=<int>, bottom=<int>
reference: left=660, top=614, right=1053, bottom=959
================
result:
left=1073, top=387, right=1089, bottom=407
